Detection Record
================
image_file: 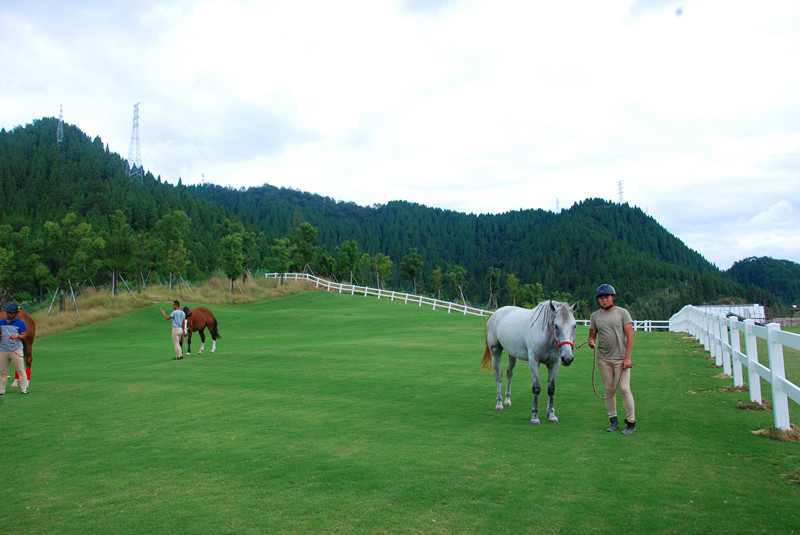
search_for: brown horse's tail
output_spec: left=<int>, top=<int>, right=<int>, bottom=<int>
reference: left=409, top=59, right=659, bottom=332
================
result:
left=211, top=319, right=221, bottom=339
left=481, top=332, right=493, bottom=370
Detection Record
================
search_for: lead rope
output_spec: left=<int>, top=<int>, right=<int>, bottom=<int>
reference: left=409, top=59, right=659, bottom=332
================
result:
left=1, top=334, right=25, bottom=359
left=591, top=342, right=625, bottom=400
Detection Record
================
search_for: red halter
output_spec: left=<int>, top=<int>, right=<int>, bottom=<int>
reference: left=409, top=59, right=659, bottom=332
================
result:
left=553, top=327, right=575, bottom=349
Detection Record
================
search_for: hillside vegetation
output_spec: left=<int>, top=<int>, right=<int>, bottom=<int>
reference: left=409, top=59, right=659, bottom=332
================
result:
left=0, top=117, right=794, bottom=319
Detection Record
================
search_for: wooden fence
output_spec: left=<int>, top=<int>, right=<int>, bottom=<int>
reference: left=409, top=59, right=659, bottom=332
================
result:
left=670, top=305, right=800, bottom=431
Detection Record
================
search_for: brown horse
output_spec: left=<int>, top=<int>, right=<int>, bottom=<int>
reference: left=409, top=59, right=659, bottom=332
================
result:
left=182, top=306, right=221, bottom=355
left=12, top=309, right=36, bottom=385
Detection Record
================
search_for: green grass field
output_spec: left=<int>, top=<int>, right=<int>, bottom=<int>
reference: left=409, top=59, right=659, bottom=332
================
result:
left=2, top=291, right=798, bottom=534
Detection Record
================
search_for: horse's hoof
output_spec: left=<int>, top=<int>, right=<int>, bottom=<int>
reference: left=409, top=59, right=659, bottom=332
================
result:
left=503, top=400, right=512, bottom=408
left=198, top=350, right=203, bottom=354
left=530, top=418, right=540, bottom=425
left=549, top=417, right=559, bottom=424
left=495, top=403, right=504, bottom=411
left=210, top=349, right=215, bottom=353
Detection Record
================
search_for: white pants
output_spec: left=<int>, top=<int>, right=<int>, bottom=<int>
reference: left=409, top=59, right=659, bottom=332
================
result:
left=171, top=327, right=184, bottom=359
left=1, top=349, right=29, bottom=393
left=599, top=358, right=635, bottom=422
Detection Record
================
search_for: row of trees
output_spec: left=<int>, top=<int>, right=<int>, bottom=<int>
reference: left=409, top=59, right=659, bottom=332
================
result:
left=2, top=117, right=794, bottom=319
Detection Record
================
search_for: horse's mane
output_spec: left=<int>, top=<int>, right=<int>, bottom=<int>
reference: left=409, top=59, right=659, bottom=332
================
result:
left=529, top=300, right=570, bottom=329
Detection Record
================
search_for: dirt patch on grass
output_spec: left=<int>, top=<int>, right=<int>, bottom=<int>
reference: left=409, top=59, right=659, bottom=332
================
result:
left=752, top=424, right=800, bottom=442
left=738, top=400, right=772, bottom=410
left=789, top=469, right=800, bottom=484
left=723, top=384, right=749, bottom=392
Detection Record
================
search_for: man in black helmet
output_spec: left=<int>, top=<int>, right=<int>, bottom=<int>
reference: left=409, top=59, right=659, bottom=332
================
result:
left=587, top=284, right=636, bottom=434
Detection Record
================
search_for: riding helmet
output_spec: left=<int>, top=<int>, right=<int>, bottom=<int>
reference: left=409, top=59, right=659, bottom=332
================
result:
left=595, top=284, right=616, bottom=298
left=5, top=302, right=20, bottom=314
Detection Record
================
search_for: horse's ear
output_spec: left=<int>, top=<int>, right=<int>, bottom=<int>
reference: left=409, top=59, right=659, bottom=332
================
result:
left=549, top=300, right=555, bottom=311
left=572, top=301, right=579, bottom=312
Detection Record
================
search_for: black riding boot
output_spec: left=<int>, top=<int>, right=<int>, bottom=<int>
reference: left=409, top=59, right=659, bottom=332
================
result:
left=620, top=419, right=637, bottom=435
left=605, top=416, right=619, bottom=432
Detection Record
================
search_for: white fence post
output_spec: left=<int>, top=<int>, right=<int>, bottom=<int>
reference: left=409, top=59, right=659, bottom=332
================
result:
left=718, top=315, right=732, bottom=376
left=766, top=323, right=791, bottom=431
left=729, top=317, right=744, bottom=387
left=743, top=319, right=762, bottom=405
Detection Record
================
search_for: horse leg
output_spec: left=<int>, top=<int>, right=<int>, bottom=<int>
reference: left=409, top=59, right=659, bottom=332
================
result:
left=198, top=328, right=206, bottom=354
left=186, top=331, right=192, bottom=355
left=546, top=361, right=562, bottom=423
left=529, top=360, right=541, bottom=425
left=491, top=350, right=504, bottom=411
left=504, top=356, right=517, bottom=407
left=210, top=319, right=218, bottom=353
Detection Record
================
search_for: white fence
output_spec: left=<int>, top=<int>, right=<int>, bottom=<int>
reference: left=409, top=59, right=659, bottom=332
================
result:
left=670, top=305, right=800, bottom=431
left=265, top=272, right=493, bottom=317
left=265, top=272, right=671, bottom=331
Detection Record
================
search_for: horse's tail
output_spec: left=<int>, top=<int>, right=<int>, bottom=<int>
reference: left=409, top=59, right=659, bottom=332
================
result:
left=210, top=318, right=221, bottom=339
left=481, top=332, right=493, bottom=370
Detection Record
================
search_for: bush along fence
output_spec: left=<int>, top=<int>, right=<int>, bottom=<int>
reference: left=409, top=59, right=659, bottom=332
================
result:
left=265, top=272, right=671, bottom=331
left=670, top=304, right=800, bottom=431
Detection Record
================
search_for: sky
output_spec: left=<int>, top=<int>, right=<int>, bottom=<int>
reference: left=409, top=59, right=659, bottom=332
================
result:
left=2, top=0, right=799, bottom=270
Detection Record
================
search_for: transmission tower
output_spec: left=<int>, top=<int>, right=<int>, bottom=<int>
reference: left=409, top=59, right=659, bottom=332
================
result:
left=56, top=105, right=65, bottom=156
left=128, top=102, right=144, bottom=182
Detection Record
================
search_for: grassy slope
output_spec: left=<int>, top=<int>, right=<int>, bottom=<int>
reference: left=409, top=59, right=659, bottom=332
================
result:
left=1, top=290, right=798, bottom=534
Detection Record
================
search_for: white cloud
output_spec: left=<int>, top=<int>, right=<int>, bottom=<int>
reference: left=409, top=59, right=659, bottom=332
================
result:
left=2, top=0, right=799, bottom=269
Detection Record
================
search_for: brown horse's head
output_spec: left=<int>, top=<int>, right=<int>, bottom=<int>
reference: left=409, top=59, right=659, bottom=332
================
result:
left=182, top=306, right=192, bottom=318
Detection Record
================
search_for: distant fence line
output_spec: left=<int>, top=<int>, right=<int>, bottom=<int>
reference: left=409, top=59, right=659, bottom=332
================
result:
left=264, top=272, right=670, bottom=331
left=265, top=272, right=493, bottom=317
left=670, top=305, right=800, bottom=431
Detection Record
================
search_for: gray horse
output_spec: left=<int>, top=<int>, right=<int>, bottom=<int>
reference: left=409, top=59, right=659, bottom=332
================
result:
left=482, top=301, right=578, bottom=424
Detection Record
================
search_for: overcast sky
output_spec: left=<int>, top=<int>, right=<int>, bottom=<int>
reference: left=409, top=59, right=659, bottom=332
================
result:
left=2, top=0, right=799, bottom=270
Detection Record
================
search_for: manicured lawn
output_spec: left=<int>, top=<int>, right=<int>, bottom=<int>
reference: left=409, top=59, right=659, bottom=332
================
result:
left=1, top=291, right=798, bottom=534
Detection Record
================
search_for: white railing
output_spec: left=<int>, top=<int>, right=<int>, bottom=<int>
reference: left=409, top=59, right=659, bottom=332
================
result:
left=670, top=305, right=800, bottom=431
left=266, top=273, right=673, bottom=329
left=265, top=272, right=493, bottom=317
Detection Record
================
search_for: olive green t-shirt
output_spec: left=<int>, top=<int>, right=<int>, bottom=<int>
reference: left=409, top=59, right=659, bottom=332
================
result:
left=589, top=306, right=633, bottom=360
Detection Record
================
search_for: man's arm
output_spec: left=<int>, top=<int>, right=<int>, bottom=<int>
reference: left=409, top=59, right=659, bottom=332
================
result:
left=622, top=323, right=634, bottom=368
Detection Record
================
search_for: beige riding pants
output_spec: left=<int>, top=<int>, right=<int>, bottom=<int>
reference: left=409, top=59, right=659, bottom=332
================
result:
left=598, top=358, right=635, bottom=422
left=171, top=327, right=184, bottom=359
left=1, top=349, right=29, bottom=393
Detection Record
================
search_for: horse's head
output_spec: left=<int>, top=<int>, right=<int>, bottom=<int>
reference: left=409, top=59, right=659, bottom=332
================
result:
left=182, top=306, right=192, bottom=318
left=550, top=300, right=578, bottom=366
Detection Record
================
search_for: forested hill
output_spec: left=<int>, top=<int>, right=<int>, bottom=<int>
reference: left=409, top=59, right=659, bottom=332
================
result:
left=727, top=257, right=800, bottom=307
left=0, top=117, right=790, bottom=318
left=188, top=182, right=725, bottom=311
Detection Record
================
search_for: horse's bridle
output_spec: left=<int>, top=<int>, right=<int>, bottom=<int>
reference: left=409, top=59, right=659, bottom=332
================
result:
left=552, top=327, right=575, bottom=349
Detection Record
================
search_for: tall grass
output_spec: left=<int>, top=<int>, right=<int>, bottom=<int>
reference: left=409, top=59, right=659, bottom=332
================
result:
left=2, top=291, right=798, bottom=534
left=28, top=275, right=311, bottom=338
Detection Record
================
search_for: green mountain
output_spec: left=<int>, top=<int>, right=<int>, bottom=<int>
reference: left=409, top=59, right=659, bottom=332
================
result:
left=727, top=257, right=800, bottom=307
left=0, top=117, right=791, bottom=318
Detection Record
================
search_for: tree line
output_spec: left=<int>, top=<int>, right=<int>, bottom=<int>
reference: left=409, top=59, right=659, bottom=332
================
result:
left=1, top=117, right=794, bottom=319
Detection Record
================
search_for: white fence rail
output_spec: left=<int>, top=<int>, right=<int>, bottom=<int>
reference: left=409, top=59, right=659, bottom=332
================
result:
left=670, top=305, right=800, bottom=431
left=265, top=272, right=493, bottom=317
left=265, top=272, right=671, bottom=331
